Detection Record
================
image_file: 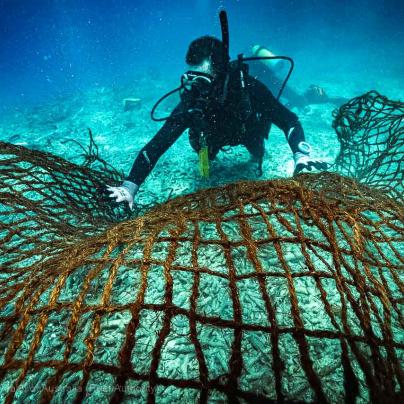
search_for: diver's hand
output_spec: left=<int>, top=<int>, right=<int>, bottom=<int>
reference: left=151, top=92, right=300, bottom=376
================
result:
left=106, top=180, right=138, bottom=211
left=293, top=152, right=328, bottom=175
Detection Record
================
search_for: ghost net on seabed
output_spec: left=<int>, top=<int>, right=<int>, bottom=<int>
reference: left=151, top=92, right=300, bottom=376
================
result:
left=0, top=137, right=403, bottom=403
left=0, top=140, right=127, bottom=266
left=332, top=90, right=404, bottom=203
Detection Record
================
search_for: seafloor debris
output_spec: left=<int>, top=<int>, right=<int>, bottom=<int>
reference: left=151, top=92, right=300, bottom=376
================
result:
left=61, top=128, right=124, bottom=177
left=123, top=98, right=142, bottom=112
left=0, top=139, right=403, bottom=403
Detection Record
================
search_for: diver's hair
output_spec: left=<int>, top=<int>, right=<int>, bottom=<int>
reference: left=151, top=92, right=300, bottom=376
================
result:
left=185, top=36, right=225, bottom=71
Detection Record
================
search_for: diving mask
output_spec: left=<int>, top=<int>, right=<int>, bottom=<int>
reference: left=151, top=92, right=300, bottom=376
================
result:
left=180, top=71, right=214, bottom=98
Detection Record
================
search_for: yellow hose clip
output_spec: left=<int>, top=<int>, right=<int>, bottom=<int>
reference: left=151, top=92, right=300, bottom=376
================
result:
left=198, top=132, right=209, bottom=178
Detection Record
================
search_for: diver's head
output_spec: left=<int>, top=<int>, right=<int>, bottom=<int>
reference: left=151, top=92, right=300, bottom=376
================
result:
left=185, top=35, right=226, bottom=76
left=151, top=37, right=227, bottom=121
left=180, top=36, right=226, bottom=102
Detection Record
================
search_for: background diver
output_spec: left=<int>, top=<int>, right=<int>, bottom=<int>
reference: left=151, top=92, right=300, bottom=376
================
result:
left=108, top=14, right=328, bottom=210
left=249, top=45, right=349, bottom=109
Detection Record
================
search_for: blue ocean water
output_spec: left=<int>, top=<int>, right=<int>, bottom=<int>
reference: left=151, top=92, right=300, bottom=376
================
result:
left=0, top=2, right=403, bottom=402
left=1, top=0, right=403, bottom=112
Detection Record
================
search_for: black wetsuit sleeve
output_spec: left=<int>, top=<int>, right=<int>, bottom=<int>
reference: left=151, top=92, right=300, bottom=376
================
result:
left=247, top=76, right=305, bottom=154
left=126, top=102, right=190, bottom=186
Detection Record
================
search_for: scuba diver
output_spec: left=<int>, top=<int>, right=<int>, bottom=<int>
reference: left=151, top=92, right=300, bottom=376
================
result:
left=107, top=12, right=328, bottom=210
left=249, top=45, right=349, bottom=109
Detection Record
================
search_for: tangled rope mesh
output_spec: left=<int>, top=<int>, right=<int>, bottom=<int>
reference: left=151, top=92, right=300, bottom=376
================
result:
left=333, top=90, right=403, bottom=202
left=0, top=92, right=403, bottom=403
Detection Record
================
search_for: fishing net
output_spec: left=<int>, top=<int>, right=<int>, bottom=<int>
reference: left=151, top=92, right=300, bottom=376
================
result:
left=0, top=91, right=403, bottom=403
left=333, top=90, right=404, bottom=203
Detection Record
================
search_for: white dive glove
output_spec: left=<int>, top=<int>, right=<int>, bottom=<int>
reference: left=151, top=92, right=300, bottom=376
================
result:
left=106, top=180, right=138, bottom=211
left=293, top=141, right=328, bottom=175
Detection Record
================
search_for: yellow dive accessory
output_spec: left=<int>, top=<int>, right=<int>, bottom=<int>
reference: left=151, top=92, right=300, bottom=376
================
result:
left=198, top=132, right=209, bottom=178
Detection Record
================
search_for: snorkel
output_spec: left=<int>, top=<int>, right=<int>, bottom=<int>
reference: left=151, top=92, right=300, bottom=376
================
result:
left=219, top=11, right=230, bottom=70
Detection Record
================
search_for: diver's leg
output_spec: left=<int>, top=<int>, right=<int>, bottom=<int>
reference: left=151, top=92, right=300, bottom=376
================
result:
left=243, top=132, right=265, bottom=176
left=244, top=135, right=265, bottom=161
left=188, top=129, right=200, bottom=152
left=208, top=147, right=219, bottom=160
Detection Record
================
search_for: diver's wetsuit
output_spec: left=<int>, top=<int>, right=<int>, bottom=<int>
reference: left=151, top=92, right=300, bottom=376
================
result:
left=127, top=69, right=305, bottom=186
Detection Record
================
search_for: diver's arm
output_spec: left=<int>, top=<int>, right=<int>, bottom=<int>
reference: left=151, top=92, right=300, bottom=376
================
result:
left=248, top=76, right=305, bottom=153
left=126, top=102, right=190, bottom=186
left=107, top=103, right=189, bottom=209
left=248, top=77, right=328, bottom=174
